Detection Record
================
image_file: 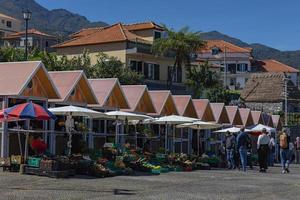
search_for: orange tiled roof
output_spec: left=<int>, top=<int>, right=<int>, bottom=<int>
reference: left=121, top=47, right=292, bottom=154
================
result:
left=49, top=71, right=84, bottom=101
left=0, top=13, right=20, bottom=21
left=123, top=21, right=164, bottom=31
left=69, top=27, right=104, bottom=39
left=172, top=95, right=193, bottom=116
left=54, top=23, right=151, bottom=48
left=3, top=29, right=55, bottom=39
left=0, top=61, right=59, bottom=98
left=256, top=59, right=299, bottom=73
left=121, top=85, right=147, bottom=111
left=199, top=40, right=252, bottom=54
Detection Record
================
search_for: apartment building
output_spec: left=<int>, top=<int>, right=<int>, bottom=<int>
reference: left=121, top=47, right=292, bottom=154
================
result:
left=0, top=13, right=21, bottom=46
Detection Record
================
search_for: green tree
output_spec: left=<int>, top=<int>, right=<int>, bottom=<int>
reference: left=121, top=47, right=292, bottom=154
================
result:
left=152, top=25, right=205, bottom=90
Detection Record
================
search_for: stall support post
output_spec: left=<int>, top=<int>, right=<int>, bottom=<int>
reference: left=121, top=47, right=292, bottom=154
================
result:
left=49, top=118, right=56, bottom=155
left=1, top=97, right=8, bottom=158
left=180, top=128, right=183, bottom=153
left=164, top=123, right=168, bottom=154
left=188, top=128, right=192, bottom=155
left=88, top=118, right=94, bottom=149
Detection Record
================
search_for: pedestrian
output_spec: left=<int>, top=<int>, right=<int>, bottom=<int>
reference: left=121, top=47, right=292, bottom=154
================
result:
left=279, top=129, right=291, bottom=173
left=268, top=133, right=276, bottom=166
left=294, top=137, right=300, bottom=164
left=236, top=127, right=250, bottom=172
left=225, top=131, right=236, bottom=169
left=257, top=128, right=270, bottom=172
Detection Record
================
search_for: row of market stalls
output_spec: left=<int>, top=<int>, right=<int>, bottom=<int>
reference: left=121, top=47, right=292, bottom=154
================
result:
left=0, top=61, right=283, bottom=159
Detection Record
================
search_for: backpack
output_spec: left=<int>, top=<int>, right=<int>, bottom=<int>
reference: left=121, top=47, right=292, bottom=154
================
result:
left=280, top=134, right=288, bottom=149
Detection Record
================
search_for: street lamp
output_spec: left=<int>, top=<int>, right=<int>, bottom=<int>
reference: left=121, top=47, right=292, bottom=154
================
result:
left=23, top=9, right=32, bottom=61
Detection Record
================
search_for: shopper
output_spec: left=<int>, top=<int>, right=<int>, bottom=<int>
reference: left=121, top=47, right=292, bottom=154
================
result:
left=225, top=131, right=236, bottom=169
left=279, top=129, right=291, bottom=173
left=236, top=127, right=249, bottom=172
left=268, top=134, right=276, bottom=166
left=257, top=129, right=270, bottom=172
left=294, top=137, right=300, bottom=164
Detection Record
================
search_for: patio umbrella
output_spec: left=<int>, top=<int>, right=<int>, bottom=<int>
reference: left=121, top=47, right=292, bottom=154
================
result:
left=49, top=105, right=108, bottom=119
left=49, top=105, right=109, bottom=156
left=247, top=124, right=276, bottom=136
left=3, top=102, right=56, bottom=160
left=176, top=121, right=221, bottom=155
left=105, top=111, right=152, bottom=145
left=214, top=127, right=251, bottom=133
left=153, top=115, right=199, bottom=153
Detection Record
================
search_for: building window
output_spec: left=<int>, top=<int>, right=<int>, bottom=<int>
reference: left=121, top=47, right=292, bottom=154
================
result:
left=211, top=47, right=220, bottom=55
left=45, top=41, right=49, bottom=47
left=6, top=21, right=12, bottom=28
left=168, top=66, right=182, bottom=83
left=130, top=60, right=143, bottom=73
left=154, top=31, right=162, bottom=40
left=237, top=63, right=248, bottom=72
left=144, top=62, right=159, bottom=80
left=1, top=20, right=4, bottom=24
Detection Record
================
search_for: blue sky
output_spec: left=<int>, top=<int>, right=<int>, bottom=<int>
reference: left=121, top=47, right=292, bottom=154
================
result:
left=36, top=0, right=300, bottom=51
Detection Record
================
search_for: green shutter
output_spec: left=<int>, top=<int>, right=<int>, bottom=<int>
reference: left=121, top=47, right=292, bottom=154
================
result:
left=154, top=64, right=160, bottom=80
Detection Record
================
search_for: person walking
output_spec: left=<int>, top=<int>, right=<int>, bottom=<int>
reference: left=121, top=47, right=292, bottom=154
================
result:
left=225, top=131, right=236, bottom=169
left=257, top=128, right=270, bottom=172
left=236, top=127, right=250, bottom=172
left=294, top=137, right=300, bottom=164
left=268, top=134, right=276, bottom=166
left=279, top=129, right=291, bottom=173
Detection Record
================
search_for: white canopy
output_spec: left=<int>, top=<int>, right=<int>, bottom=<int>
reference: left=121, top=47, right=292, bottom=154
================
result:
left=248, top=124, right=276, bottom=132
left=214, top=127, right=251, bottom=133
left=176, top=121, right=221, bottom=130
left=49, top=105, right=108, bottom=119
left=105, top=111, right=152, bottom=121
left=154, top=115, right=199, bottom=125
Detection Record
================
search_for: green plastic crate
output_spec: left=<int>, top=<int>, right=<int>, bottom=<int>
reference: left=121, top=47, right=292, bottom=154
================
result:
left=151, top=169, right=161, bottom=175
left=27, top=157, right=42, bottom=168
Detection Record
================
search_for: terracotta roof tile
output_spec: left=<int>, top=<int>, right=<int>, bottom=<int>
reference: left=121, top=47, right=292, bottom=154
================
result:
left=124, top=21, right=164, bottom=31
left=255, top=59, right=299, bottom=73
left=0, top=61, right=59, bottom=98
left=199, top=40, right=252, bottom=54
left=4, top=29, right=55, bottom=39
left=54, top=23, right=150, bottom=48
left=241, top=73, right=300, bottom=102
left=69, top=27, right=104, bottom=39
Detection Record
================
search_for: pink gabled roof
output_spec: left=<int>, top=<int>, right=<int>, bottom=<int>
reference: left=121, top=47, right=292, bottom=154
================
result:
left=239, top=108, right=254, bottom=126
left=148, top=90, right=178, bottom=116
left=192, top=99, right=209, bottom=119
left=271, top=115, right=282, bottom=129
left=49, top=71, right=83, bottom=101
left=225, top=106, right=241, bottom=125
left=210, top=103, right=230, bottom=124
left=121, top=85, right=146, bottom=111
left=172, top=95, right=192, bottom=116
left=251, top=111, right=263, bottom=125
left=0, top=61, right=59, bottom=98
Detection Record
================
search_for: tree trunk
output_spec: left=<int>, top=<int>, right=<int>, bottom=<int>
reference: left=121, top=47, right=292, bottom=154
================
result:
left=168, top=58, right=178, bottom=91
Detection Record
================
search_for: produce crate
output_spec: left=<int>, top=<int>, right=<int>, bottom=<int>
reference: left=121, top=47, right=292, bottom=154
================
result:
left=11, top=155, right=23, bottom=165
left=27, top=157, right=42, bottom=168
left=160, top=167, right=169, bottom=173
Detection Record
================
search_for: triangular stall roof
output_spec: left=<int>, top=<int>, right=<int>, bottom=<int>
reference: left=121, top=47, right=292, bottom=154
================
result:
left=192, top=99, right=215, bottom=122
left=225, top=106, right=243, bottom=126
left=121, top=85, right=156, bottom=113
left=148, top=91, right=178, bottom=116
left=239, top=108, right=254, bottom=126
left=262, top=113, right=274, bottom=127
left=88, top=78, right=129, bottom=109
left=49, top=71, right=98, bottom=105
left=271, top=115, right=283, bottom=130
left=0, top=61, right=60, bottom=99
left=210, top=103, right=230, bottom=124
left=251, top=111, right=264, bottom=125
left=172, top=95, right=197, bottom=118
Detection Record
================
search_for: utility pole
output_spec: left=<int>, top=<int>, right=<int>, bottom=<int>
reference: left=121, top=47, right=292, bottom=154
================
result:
left=223, top=45, right=227, bottom=89
left=23, top=10, right=32, bottom=61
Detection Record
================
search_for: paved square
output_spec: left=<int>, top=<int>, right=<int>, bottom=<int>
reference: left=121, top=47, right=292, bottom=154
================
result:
left=0, top=165, right=299, bottom=199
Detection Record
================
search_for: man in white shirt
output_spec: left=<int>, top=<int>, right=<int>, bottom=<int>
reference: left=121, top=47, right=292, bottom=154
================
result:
left=257, top=128, right=270, bottom=172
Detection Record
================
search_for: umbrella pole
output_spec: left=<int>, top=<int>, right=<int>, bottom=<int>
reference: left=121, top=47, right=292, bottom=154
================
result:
left=115, top=116, right=118, bottom=145
left=17, top=123, right=23, bottom=157
left=165, top=122, right=167, bottom=154
left=197, top=130, right=200, bottom=156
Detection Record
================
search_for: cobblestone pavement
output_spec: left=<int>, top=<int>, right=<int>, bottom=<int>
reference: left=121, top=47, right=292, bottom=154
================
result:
left=1, top=165, right=300, bottom=200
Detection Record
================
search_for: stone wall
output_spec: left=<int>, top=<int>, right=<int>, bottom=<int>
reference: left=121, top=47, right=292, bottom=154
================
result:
left=245, top=102, right=283, bottom=113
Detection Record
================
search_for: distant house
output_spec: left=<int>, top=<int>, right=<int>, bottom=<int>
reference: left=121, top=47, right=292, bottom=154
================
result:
left=0, top=13, right=21, bottom=46
left=3, top=29, right=57, bottom=52
left=240, top=73, right=300, bottom=113
left=195, top=40, right=253, bottom=90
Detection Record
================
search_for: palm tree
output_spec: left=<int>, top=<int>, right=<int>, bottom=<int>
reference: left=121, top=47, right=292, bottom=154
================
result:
left=152, top=26, right=205, bottom=90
